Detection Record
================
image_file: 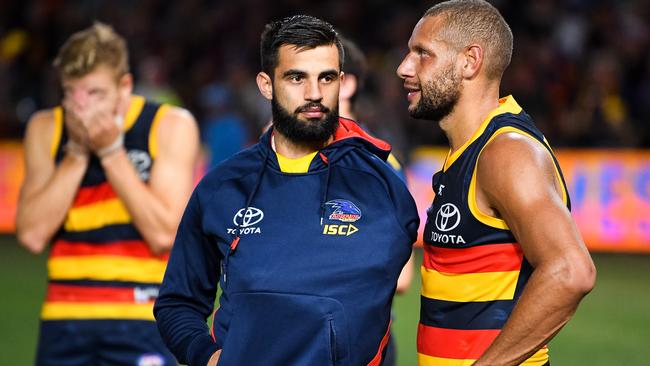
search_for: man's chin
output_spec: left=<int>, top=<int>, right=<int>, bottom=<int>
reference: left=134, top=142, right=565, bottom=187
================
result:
left=295, top=115, right=326, bottom=124
left=408, top=105, right=421, bottom=119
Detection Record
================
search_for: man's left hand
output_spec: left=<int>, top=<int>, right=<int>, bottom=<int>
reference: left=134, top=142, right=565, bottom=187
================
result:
left=81, top=105, right=124, bottom=156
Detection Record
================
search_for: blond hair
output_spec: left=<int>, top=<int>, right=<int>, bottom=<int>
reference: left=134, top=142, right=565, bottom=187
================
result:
left=54, top=22, right=129, bottom=80
left=424, top=0, right=513, bottom=80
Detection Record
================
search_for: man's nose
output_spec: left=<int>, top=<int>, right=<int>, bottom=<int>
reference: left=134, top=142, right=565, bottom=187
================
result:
left=397, top=53, right=416, bottom=80
left=304, top=78, right=323, bottom=102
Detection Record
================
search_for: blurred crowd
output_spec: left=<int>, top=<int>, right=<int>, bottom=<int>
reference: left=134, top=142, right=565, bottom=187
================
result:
left=0, top=0, right=648, bottom=163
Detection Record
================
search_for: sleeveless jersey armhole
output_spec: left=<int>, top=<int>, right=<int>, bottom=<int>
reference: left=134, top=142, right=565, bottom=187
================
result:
left=468, top=127, right=568, bottom=229
left=50, top=107, right=64, bottom=158
left=148, top=104, right=170, bottom=159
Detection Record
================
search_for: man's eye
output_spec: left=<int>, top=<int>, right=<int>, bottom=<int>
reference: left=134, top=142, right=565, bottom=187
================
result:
left=290, top=76, right=303, bottom=83
left=322, top=75, right=334, bottom=83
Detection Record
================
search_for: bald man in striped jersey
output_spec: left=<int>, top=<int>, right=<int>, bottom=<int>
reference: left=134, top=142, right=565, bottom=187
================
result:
left=397, top=1, right=596, bottom=365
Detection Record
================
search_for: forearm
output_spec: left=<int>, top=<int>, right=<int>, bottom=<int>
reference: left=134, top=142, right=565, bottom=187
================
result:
left=16, top=154, right=88, bottom=253
left=100, top=149, right=179, bottom=253
left=154, top=303, right=220, bottom=366
left=154, top=206, right=223, bottom=366
left=474, top=264, right=591, bottom=365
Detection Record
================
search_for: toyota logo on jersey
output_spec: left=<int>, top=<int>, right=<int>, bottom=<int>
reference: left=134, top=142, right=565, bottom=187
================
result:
left=435, top=203, right=461, bottom=232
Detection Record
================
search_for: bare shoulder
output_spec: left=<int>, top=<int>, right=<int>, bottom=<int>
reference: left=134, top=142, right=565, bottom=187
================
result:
left=477, top=131, right=559, bottom=205
left=153, top=105, right=199, bottom=159
left=25, top=109, right=57, bottom=145
left=158, top=105, right=197, bottom=130
left=27, top=109, right=56, bottom=132
left=155, top=105, right=198, bottom=141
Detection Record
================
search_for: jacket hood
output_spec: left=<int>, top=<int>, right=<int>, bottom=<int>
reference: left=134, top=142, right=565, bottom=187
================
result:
left=259, top=117, right=392, bottom=172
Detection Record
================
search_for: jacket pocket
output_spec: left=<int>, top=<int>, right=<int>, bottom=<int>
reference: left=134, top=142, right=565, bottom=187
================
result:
left=217, top=292, right=350, bottom=366
left=328, top=318, right=337, bottom=365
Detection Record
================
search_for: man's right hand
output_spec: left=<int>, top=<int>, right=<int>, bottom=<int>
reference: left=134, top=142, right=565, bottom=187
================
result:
left=207, top=349, right=222, bottom=366
left=62, top=99, right=91, bottom=149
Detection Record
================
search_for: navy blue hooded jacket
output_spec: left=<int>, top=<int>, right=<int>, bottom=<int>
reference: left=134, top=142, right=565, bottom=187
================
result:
left=154, top=118, right=419, bottom=366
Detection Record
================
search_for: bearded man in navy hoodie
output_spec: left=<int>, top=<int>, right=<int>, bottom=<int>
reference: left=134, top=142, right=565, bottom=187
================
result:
left=154, top=15, right=419, bottom=366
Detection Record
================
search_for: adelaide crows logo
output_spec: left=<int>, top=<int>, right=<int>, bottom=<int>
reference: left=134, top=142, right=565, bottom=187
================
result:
left=325, top=199, right=362, bottom=223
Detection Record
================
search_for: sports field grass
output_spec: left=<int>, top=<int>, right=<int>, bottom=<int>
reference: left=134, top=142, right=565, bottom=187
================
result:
left=1, top=234, right=648, bottom=365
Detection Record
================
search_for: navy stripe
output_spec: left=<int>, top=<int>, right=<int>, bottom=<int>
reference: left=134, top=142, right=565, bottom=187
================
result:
left=125, top=101, right=159, bottom=151
left=49, top=279, right=161, bottom=288
left=57, top=224, right=142, bottom=243
left=419, top=259, right=533, bottom=330
left=420, top=295, right=515, bottom=330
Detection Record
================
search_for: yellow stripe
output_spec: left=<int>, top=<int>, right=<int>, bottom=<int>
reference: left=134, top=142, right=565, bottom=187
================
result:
left=443, top=95, right=522, bottom=172
left=148, top=104, right=170, bottom=159
left=468, top=127, right=568, bottom=230
left=64, top=198, right=131, bottom=232
left=523, top=347, right=549, bottom=366
left=50, top=107, right=63, bottom=158
left=275, top=151, right=318, bottom=173
left=418, top=351, right=547, bottom=366
left=387, top=153, right=402, bottom=171
left=418, top=353, right=475, bottom=366
left=48, top=256, right=166, bottom=283
left=123, top=95, right=146, bottom=131
left=41, top=302, right=154, bottom=320
left=421, top=266, right=520, bottom=302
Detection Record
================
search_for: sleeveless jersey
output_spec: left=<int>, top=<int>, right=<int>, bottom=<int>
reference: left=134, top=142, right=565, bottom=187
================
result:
left=417, top=96, right=570, bottom=366
left=42, top=95, right=171, bottom=321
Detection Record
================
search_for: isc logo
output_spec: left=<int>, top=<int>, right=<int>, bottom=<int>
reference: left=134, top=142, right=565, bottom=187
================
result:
left=322, top=224, right=359, bottom=236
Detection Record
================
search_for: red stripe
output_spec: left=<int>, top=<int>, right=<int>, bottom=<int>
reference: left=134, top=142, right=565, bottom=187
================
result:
left=423, top=243, right=523, bottom=274
left=210, top=307, right=220, bottom=342
left=72, top=182, right=118, bottom=207
left=367, top=320, right=392, bottom=366
left=319, top=152, right=329, bottom=164
left=51, top=240, right=169, bottom=260
left=417, top=323, right=499, bottom=359
left=45, top=283, right=141, bottom=303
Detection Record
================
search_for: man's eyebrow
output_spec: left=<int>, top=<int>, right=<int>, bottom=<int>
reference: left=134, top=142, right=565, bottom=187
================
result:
left=282, top=69, right=307, bottom=78
left=412, top=44, right=428, bottom=53
left=319, top=70, right=339, bottom=78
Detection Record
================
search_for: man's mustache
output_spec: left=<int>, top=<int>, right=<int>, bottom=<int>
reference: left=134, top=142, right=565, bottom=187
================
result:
left=294, top=102, right=330, bottom=114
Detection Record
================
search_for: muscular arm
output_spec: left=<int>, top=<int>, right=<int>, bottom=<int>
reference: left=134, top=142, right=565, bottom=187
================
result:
left=15, top=111, right=89, bottom=253
left=97, top=107, right=199, bottom=254
left=473, top=133, right=596, bottom=366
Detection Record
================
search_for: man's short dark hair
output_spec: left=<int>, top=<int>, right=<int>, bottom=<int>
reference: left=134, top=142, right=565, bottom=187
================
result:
left=260, top=15, right=344, bottom=76
left=340, top=37, right=368, bottom=101
left=341, top=37, right=368, bottom=104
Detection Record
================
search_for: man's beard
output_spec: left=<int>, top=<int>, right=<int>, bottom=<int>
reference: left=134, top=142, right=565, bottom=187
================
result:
left=410, top=63, right=462, bottom=121
left=271, top=98, right=339, bottom=147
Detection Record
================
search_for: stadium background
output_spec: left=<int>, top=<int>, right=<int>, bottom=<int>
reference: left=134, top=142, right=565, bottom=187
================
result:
left=0, top=0, right=649, bottom=365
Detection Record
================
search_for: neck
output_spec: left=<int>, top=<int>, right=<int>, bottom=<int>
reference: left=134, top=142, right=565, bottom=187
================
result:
left=273, top=130, right=333, bottom=159
left=338, top=99, right=356, bottom=121
left=439, top=81, right=500, bottom=153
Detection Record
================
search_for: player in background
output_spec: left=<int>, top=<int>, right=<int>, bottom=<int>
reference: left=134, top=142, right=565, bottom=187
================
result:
left=16, top=22, right=199, bottom=365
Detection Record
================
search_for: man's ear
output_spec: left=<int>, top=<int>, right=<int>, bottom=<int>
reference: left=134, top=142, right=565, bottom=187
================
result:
left=461, top=44, right=483, bottom=79
left=339, top=72, right=357, bottom=101
left=256, top=72, right=273, bottom=100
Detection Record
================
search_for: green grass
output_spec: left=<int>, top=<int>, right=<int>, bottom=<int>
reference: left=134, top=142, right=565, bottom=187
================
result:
left=1, top=235, right=648, bottom=365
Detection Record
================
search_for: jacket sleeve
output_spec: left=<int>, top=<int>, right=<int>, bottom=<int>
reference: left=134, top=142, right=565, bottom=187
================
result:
left=154, top=188, right=223, bottom=366
left=386, top=167, right=420, bottom=244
